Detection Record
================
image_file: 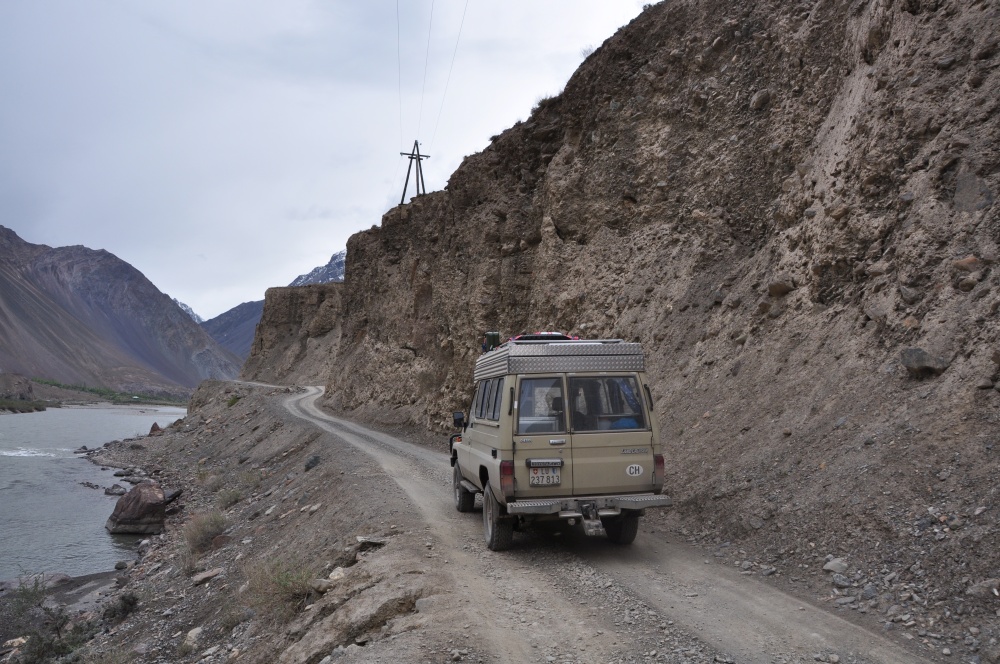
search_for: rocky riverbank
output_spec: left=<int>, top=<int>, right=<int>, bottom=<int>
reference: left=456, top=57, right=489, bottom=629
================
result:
left=1, top=379, right=996, bottom=663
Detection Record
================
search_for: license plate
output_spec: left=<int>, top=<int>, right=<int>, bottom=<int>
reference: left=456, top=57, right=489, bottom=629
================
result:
left=529, top=466, right=561, bottom=486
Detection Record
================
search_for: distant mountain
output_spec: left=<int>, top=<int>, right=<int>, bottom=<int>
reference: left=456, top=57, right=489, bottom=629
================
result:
left=174, top=299, right=203, bottom=323
left=0, top=226, right=241, bottom=396
left=201, top=300, right=264, bottom=359
left=201, top=250, right=345, bottom=360
left=288, top=250, right=345, bottom=287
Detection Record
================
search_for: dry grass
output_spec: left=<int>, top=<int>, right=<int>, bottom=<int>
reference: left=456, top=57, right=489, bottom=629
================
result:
left=182, top=511, right=226, bottom=555
left=216, top=488, right=242, bottom=509
left=241, top=559, right=315, bottom=624
left=238, top=468, right=264, bottom=491
left=82, top=651, right=133, bottom=664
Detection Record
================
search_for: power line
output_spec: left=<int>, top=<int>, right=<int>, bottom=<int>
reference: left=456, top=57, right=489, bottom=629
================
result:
left=395, top=0, right=403, bottom=150
left=416, top=0, right=435, bottom=140
left=382, top=155, right=405, bottom=213
left=429, top=0, right=469, bottom=153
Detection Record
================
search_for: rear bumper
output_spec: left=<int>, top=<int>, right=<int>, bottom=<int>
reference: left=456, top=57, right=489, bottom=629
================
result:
left=505, top=493, right=672, bottom=516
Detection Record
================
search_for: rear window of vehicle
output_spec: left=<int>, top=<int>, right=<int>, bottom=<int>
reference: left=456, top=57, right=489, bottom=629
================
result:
left=516, top=377, right=566, bottom=434
left=567, top=375, right=647, bottom=431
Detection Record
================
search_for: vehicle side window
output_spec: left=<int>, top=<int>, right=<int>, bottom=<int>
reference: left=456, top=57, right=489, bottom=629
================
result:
left=516, top=377, right=565, bottom=434
left=568, top=375, right=647, bottom=431
left=490, top=377, right=505, bottom=421
left=471, top=382, right=483, bottom=420
left=478, top=379, right=494, bottom=420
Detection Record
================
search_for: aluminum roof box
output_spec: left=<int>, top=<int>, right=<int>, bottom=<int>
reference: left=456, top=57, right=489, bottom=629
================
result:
left=473, top=339, right=645, bottom=381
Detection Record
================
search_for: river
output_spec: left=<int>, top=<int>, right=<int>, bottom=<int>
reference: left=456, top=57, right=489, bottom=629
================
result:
left=0, top=404, right=186, bottom=581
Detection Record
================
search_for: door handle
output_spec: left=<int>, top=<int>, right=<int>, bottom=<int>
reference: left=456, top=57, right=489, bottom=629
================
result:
left=548, top=438, right=566, bottom=445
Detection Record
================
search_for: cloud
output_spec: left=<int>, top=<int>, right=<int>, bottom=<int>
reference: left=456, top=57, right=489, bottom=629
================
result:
left=0, top=0, right=647, bottom=319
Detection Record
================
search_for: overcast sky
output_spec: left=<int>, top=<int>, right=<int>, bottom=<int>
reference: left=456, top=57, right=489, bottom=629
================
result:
left=1, top=1, right=646, bottom=319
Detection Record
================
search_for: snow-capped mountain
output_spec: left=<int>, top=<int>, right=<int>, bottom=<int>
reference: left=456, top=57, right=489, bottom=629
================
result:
left=202, top=249, right=346, bottom=359
left=173, top=298, right=203, bottom=323
left=288, top=250, right=345, bottom=287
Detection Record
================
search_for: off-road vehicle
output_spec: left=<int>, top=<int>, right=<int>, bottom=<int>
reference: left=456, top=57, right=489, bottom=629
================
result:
left=449, top=333, right=671, bottom=551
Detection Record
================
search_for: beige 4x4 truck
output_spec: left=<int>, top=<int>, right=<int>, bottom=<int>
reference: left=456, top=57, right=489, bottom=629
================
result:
left=449, top=333, right=671, bottom=551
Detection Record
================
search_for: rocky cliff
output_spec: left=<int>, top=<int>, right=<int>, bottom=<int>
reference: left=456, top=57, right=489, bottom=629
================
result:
left=241, top=284, right=343, bottom=386
left=0, top=227, right=241, bottom=396
left=245, top=0, right=999, bottom=625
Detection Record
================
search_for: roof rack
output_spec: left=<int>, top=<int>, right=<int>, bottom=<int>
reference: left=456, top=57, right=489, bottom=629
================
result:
left=474, top=337, right=644, bottom=381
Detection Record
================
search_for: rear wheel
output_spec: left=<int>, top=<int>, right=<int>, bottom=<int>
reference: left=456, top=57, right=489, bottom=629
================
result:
left=483, top=484, right=514, bottom=551
left=603, top=512, right=640, bottom=545
left=453, top=464, right=475, bottom=513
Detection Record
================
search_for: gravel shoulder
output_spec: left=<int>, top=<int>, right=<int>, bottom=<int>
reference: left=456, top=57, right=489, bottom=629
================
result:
left=289, top=385, right=940, bottom=664
left=34, top=381, right=963, bottom=664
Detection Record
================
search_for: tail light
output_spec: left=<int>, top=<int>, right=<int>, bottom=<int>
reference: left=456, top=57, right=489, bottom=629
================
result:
left=499, top=460, right=515, bottom=500
left=652, top=454, right=665, bottom=494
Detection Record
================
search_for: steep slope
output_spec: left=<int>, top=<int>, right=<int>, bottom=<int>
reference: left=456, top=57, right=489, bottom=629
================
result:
left=0, top=227, right=241, bottom=395
left=245, top=0, right=1000, bottom=640
left=201, top=300, right=264, bottom=359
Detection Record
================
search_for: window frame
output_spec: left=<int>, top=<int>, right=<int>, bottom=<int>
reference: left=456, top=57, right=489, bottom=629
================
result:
left=515, top=375, right=567, bottom=435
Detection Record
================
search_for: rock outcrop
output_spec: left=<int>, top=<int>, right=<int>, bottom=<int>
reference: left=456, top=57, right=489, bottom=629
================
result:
left=0, top=373, right=33, bottom=401
left=241, top=284, right=343, bottom=386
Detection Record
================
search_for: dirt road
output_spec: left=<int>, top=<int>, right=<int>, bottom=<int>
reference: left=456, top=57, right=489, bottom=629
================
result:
left=286, top=386, right=936, bottom=664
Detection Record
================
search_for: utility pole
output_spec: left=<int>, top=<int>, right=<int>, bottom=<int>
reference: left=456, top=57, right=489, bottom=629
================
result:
left=399, top=140, right=430, bottom=205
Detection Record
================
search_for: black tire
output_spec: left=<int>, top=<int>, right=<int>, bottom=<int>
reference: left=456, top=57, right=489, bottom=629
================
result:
left=453, top=464, right=475, bottom=513
left=482, top=484, right=514, bottom=551
left=603, top=512, right=640, bottom=545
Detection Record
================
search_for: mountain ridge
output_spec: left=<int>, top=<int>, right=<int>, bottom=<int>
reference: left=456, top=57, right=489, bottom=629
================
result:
left=0, top=226, right=241, bottom=396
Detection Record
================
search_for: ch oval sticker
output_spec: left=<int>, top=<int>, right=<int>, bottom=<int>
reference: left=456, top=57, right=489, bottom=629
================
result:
left=626, top=464, right=644, bottom=477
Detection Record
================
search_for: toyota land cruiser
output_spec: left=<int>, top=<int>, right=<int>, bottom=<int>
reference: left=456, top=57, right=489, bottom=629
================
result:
left=449, top=333, right=671, bottom=551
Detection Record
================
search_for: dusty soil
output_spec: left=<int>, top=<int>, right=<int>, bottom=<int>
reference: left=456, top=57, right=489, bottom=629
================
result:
left=17, top=380, right=982, bottom=664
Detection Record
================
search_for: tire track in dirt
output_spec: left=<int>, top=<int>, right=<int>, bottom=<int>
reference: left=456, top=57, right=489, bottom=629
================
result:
left=285, top=387, right=936, bottom=664
left=285, top=387, right=620, bottom=663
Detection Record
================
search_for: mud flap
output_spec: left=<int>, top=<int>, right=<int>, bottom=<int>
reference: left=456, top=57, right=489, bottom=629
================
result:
left=581, top=502, right=606, bottom=537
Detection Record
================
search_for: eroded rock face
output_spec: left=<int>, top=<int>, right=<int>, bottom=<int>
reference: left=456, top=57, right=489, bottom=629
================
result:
left=240, top=284, right=343, bottom=386
left=105, top=482, right=165, bottom=535
left=240, top=0, right=1000, bottom=438
left=243, top=0, right=1000, bottom=605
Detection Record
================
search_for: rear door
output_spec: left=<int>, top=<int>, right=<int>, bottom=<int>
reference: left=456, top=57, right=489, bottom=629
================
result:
left=566, top=373, right=656, bottom=496
left=511, top=376, right=571, bottom=498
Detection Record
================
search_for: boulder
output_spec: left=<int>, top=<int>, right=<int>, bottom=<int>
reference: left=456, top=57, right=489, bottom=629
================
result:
left=823, top=558, right=849, bottom=574
left=900, top=348, right=951, bottom=378
left=105, top=482, right=166, bottom=534
left=191, top=568, right=223, bottom=586
left=966, top=578, right=1000, bottom=598
left=767, top=277, right=796, bottom=297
